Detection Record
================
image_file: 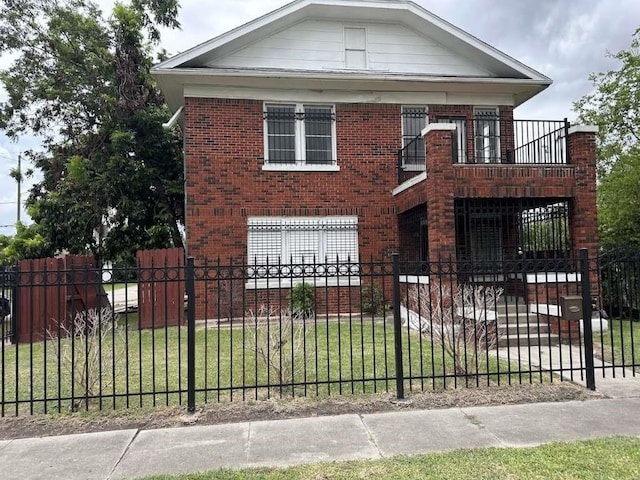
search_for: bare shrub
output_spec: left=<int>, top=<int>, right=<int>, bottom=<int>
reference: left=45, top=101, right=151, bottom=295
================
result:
left=247, top=306, right=308, bottom=395
left=406, top=283, right=504, bottom=375
left=47, top=307, right=125, bottom=411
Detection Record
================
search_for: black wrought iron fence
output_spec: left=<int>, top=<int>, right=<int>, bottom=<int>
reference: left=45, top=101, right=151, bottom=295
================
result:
left=0, top=250, right=637, bottom=416
left=594, top=249, right=640, bottom=376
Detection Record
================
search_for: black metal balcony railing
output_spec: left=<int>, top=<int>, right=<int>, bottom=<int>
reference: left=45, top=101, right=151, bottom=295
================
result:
left=396, top=118, right=572, bottom=185
left=397, top=134, right=425, bottom=184
left=510, top=119, right=569, bottom=165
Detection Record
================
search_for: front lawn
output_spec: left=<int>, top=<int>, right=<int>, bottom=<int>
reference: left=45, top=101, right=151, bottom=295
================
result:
left=0, top=315, right=547, bottom=415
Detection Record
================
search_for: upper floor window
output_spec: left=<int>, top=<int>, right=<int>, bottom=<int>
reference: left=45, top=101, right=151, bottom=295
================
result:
left=264, top=103, right=337, bottom=169
left=344, top=27, right=367, bottom=69
left=474, top=107, right=500, bottom=163
left=401, top=106, right=428, bottom=170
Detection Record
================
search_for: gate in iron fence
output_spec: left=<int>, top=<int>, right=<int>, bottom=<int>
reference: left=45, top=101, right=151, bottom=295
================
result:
left=0, top=249, right=637, bottom=416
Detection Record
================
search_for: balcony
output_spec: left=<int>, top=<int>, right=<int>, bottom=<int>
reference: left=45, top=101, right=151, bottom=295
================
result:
left=397, top=118, right=571, bottom=185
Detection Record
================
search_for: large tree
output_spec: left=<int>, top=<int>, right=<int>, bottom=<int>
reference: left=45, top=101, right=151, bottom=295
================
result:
left=0, top=0, right=183, bottom=265
left=574, top=28, right=640, bottom=248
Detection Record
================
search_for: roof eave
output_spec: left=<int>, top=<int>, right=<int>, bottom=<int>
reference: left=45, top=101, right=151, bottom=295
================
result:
left=152, top=67, right=552, bottom=112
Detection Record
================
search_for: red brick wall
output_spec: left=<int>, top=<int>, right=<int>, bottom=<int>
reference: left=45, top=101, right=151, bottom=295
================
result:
left=424, top=127, right=456, bottom=262
left=195, top=281, right=367, bottom=320
left=185, top=100, right=519, bottom=263
left=568, top=130, right=599, bottom=259
left=184, top=98, right=402, bottom=264
left=453, top=165, right=577, bottom=198
left=184, top=97, right=599, bottom=318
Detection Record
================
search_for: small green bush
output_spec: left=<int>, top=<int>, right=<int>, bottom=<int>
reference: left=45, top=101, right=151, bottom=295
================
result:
left=361, top=283, right=385, bottom=315
left=288, top=282, right=315, bottom=317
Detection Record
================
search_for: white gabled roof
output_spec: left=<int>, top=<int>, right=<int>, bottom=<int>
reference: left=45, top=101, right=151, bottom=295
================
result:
left=152, top=0, right=551, bottom=110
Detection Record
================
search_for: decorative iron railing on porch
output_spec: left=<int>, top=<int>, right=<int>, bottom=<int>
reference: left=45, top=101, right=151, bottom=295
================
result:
left=397, top=118, right=571, bottom=185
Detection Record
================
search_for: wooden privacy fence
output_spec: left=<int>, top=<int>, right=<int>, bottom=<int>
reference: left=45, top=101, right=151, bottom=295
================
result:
left=137, top=248, right=185, bottom=329
left=17, top=255, right=108, bottom=343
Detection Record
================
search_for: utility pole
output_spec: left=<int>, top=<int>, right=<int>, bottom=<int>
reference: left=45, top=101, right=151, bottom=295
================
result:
left=16, top=153, right=21, bottom=224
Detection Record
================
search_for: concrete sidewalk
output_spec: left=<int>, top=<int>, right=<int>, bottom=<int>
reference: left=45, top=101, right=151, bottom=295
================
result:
left=1, top=392, right=639, bottom=480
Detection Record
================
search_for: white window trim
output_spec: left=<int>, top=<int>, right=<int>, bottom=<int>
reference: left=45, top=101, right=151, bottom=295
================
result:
left=263, top=103, right=338, bottom=171
left=262, top=164, right=340, bottom=172
left=344, top=26, right=368, bottom=70
left=473, top=106, right=501, bottom=164
left=401, top=105, right=428, bottom=172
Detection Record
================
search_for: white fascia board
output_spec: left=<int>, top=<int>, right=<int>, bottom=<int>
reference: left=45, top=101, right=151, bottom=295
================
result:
left=155, top=68, right=537, bottom=112
left=184, top=85, right=516, bottom=106
left=159, top=66, right=549, bottom=88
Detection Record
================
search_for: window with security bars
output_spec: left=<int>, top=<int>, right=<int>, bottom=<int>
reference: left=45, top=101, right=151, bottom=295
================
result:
left=401, top=106, right=428, bottom=170
left=474, top=107, right=500, bottom=163
left=264, top=104, right=335, bottom=165
left=247, top=217, right=359, bottom=269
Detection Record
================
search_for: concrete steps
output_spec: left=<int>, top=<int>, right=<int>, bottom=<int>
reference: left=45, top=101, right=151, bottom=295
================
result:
left=493, top=301, right=560, bottom=348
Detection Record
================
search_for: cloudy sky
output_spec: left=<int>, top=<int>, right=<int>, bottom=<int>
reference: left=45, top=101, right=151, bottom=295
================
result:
left=0, top=0, right=638, bottom=234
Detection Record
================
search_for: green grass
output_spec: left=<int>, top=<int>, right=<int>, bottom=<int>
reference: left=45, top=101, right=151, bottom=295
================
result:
left=138, top=437, right=640, bottom=480
left=595, top=318, right=639, bottom=372
left=0, top=316, right=547, bottom=415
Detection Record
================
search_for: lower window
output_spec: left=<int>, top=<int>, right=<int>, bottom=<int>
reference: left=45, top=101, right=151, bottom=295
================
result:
left=247, top=216, right=359, bottom=285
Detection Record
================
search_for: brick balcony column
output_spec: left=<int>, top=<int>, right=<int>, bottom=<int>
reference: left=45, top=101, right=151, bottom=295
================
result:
left=568, top=125, right=600, bottom=308
left=424, top=123, right=457, bottom=263
left=568, top=125, right=599, bottom=258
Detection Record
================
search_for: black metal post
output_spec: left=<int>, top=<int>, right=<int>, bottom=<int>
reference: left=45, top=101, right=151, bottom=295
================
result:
left=580, top=248, right=596, bottom=391
left=564, top=117, right=571, bottom=164
left=392, top=253, right=404, bottom=399
left=186, top=256, right=196, bottom=412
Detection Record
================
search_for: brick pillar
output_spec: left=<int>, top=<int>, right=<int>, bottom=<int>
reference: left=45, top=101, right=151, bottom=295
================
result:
left=424, top=124, right=457, bottom=263
left=567, top=125, right=600, bottom=307
left=568, top=126, right=599, bottom=258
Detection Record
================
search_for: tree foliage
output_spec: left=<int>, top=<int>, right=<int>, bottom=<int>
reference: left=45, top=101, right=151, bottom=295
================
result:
left=574, top=28, right=640, bottom=248
left=0, top=0, right=183, bottom=264
left=0, top=221, right=49, bottom=264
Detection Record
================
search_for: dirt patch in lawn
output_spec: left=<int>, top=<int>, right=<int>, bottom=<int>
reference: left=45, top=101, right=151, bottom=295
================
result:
left=0, top=383, right=604, bottom=440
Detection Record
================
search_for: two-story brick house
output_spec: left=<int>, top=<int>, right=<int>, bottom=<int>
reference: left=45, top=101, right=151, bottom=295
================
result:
left=152, top=0, right=598, bottom=292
